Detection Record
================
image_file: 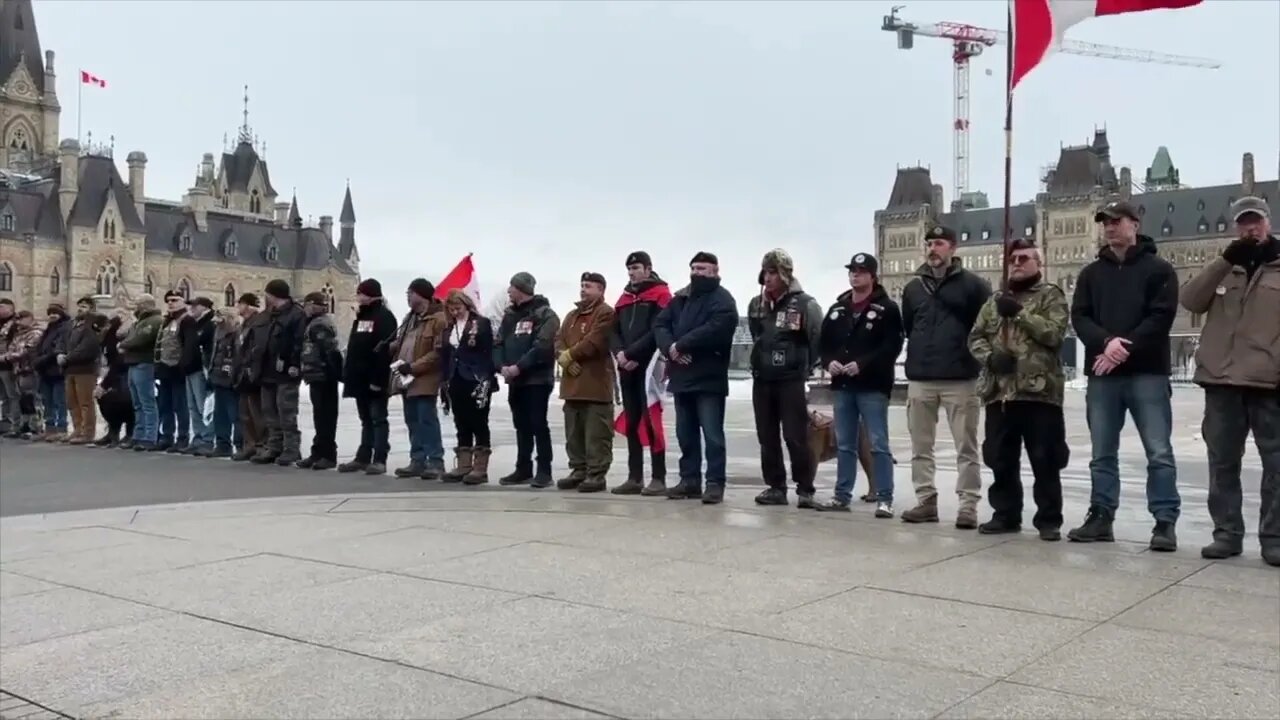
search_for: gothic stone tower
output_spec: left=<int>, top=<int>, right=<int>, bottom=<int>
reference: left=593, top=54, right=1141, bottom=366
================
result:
left=0, top=0, right=59, bottom=171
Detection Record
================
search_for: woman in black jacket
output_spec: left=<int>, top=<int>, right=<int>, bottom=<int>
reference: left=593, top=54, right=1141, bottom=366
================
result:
left=95, top=311, right=135, bottom=447
left=439, top=289, right=497, bottom=485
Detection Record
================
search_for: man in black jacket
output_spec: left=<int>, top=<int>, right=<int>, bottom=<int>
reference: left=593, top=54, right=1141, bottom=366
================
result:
left=493, top=272, right=561, bottom=488
left=298, top=291, right=343, bottom=470
left=653, top=252, right=740, bottom=504
left=900, top=226, right=991, bottom=528
left=339, top=279, right=399, bottom=475
left=154, top=292, right=190, bottom=452
left=816, top=254, right=904, bottom=516
left=232, top=294, right=267, bottom=461
left=1069, top=199, right=1180, bottom=551
left=748, top=249, right=824, bottom=508
left=610, top=251, right=673, bottom=495
left=34, top=304, right=70, bottom=440
left=181, top=297, right=216, bottom=454
left=251, top=279, right=307, bottom=466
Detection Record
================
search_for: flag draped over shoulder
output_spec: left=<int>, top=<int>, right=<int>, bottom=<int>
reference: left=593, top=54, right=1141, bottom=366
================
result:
left=434, top=254, right=480, bottom=306
left=1011, top=0, right=1203, bottom=88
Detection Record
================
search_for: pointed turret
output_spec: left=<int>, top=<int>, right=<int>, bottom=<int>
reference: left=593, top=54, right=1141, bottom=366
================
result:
left=1, top=0, right=46, bottom=93
left=287, top=192, right=302, bottom=228
left=337, top=184, right=358, bottom=268
left=340, top=184, right=356, bottom=225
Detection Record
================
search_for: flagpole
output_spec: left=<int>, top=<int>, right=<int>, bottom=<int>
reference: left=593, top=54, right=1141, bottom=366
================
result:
left=76, top=71, right=82, bottom=143
left=1000, top=2, right=1015, bottom=290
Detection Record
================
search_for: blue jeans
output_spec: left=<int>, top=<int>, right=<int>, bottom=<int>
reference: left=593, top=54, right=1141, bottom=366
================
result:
left=403, top=394, right=444, bottom=465
left=833, top=390, right=894, bottom=504
left=157, top=372, right=188, bottom=445
left=211, top=386, right=241, bottom=451
left=186, top=371, right=212, bottom=448
left=38, top=376, right=66, bottom=431
left=1086, top=374, right=1180, bottom=522
left=673, top=392, right=727, bottom=490
left=128, top=363, right=158, bottom=444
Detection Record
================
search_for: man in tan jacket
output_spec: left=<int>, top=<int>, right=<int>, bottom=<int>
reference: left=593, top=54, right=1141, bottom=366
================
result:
left=390, top=278, right=449, bottom=479
left=1181, top=196, right=1280, bottom=566
left=555, top=272, right=618, bottom=493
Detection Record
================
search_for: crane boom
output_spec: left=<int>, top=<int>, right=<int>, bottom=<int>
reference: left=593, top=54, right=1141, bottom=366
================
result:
left=882, top=6, right=1220, bottom=207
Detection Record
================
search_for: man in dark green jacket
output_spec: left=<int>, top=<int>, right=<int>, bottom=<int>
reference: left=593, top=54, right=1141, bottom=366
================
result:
left=119, top=294, right=164, bottom=450
left=493, top=272, right=561, bottom=488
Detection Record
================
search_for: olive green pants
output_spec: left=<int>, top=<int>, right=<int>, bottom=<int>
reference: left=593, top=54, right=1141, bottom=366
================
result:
left=564, top=400, right=615, bottom=479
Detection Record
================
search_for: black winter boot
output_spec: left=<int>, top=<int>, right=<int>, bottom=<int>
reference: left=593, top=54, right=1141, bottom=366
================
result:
left=1067, top=506, right=1114, bottom=543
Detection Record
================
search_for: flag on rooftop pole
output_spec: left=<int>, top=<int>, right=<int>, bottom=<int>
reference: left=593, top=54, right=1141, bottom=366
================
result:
left=434, top=253, right=481, bottom=307
left=79, top=70, right=106, bottom=88
left=1010, top=0, right=1204, bottom=88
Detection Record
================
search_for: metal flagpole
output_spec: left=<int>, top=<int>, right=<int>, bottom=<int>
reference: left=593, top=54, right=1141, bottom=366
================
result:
left=1000, top=4, right=1015, bottom=290
left=76, top=71, right=82, bottom=143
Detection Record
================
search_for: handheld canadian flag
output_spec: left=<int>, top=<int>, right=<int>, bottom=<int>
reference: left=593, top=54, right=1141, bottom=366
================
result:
left=434, top=253, right=481, bottom=306
left=80, top=70, right=106, bottom=88
left=1011, top=0, right=1203, bottom=88
left=613, top=352, right=668, bottom=453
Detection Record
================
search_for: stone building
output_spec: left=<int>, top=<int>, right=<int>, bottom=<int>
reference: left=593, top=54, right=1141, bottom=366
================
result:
left=874, top=129, right=1277, bottom=376
left=0, top=0, right=360, bottom=334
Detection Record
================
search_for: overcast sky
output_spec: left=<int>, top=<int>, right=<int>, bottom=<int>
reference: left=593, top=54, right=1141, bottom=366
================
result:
left=38, top=0, right=1279, bottom=315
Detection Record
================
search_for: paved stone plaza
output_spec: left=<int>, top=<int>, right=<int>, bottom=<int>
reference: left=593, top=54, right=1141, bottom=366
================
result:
left=0, top=384, right=1276, bottom=719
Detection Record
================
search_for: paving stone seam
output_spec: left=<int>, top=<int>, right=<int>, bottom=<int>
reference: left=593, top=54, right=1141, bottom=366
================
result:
left=997, top=677, right=1202, bottom=717
left=0, top=551, right=269, bottom=589
left=0, top=690, right=72, bottom=719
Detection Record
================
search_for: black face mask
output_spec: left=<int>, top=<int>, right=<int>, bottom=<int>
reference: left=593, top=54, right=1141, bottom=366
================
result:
left=689, top=275, right=718, bottom=295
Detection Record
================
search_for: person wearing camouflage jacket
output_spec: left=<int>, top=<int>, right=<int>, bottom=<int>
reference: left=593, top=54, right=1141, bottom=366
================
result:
left=968, top=239, right=1070, bottom=540
left=1, top=311, right=44, bottom=437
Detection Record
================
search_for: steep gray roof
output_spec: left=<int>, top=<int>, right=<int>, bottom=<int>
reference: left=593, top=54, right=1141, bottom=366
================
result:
left=219, top=141, right=277, bottom=196
left=144, top=203, right=355, bottom=275
left=66, top=155, right=145, bottom=232
left=0, top=0, right=44, bottom=93
left=286, top=194, right=301, bottom=227
left=1132, top=179, right=1278, bottom=241
left=1045, top=145, right=1117, bottom=194
left=885, top=167, right=934, bottom=210
left=937, top=203, right=1040, bottom=247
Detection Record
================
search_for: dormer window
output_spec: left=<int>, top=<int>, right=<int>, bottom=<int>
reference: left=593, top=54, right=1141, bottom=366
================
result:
left=1161, top=221, right=1173, bottom=237
left=0, top=210, right=13, bottom=232
left=1166, top=202, right=1175, bottom=214
left=960, top=231, right=970, bottom=242
left=1216, top=219, right=1227, bottom=233
left=980, top=229, right=990, bottom=241
left=263, top=235, right=279, bottom=263
left=250, top=189, right=262, bottom=214
left=1196, top=199, right=1206, bottom=211
left=222, top=231, right=239, bottom=259
left=1023, top=225, right=1034, bottom=238
left=178, top=231, right=193, bottom=253
left=1197, top=220, right=1209, bottom=234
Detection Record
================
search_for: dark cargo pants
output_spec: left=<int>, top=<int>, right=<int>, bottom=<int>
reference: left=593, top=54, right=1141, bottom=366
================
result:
left=260, top=382, right=301, bottom=455
left=752, top=379, right=815, bottom=494
left=982, top=400, right=1068, bottom=530
left=563, top=400, right=614, bottom=480
left=1203, top=385, right=1280, bottom=550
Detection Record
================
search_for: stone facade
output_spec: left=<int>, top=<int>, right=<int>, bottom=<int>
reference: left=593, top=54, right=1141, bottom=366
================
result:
left=0, top=0, right=360, bottom=336
left=875, top=130, right=1277, bottom=345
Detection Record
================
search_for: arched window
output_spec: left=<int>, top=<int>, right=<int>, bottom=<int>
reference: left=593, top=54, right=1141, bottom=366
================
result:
left=0, top=210, right=14, bottom=232
left=104, top=218, right=117, bottom=241
left=224, top=283, right=236, bottom=307
left=176, top=278, right=191, bottom=300
left=263, top=235, right=279, bottom=263
left=7, top=126, right=28, bottom=151
left=0, top=262, right=12, bottom=292
left=144, top=274, right=155, bottom=295
left=178, top=231, right=192, bottom=253
left=250, top=189, right=261, bottom=214
left=49, top=267, right=60, bottom=295
left=322, top=284, right=336, bottom=313
left=96, top=260, right=119, bottom=296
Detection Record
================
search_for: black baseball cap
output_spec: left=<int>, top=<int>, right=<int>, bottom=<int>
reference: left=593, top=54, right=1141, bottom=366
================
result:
left=1094, top=200, right=1141, bottom=223
left=845, top=253, right=879, bottom=276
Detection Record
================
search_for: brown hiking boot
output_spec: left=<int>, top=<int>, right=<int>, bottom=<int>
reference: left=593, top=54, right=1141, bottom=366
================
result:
left=557, top=473, right=585, bottom=490
left=901, top=497, right=939, bottom=524
left=443, top=447, right=474, bottom=483
left=640, top=479, right=667, bottom=496
left=955, top=507, right=979, bottom=530
left=463, top=447, right=490, bottom=486
left=611, top=478, right=643, bottom=495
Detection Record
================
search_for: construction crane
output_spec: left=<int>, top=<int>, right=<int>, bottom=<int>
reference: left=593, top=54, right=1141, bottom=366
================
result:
left=882, top=5, right=1220, bottom=211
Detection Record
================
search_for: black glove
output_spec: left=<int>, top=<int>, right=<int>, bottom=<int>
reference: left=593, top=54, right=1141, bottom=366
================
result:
left=1222, top=238, right=1257, bottom=267
left=989, top=350, right=1017, bottom=375
left=994, top=292, right=1022, bottom=319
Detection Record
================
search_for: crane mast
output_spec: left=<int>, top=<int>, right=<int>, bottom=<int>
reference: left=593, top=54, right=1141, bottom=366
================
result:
left=882, top=5, right=1220, bottom=210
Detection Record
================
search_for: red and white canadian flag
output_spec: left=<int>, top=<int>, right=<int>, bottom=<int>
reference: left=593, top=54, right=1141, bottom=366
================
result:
left=80, top=70, right=107, bottom=88
left=1011, top=0, right=1203, bottom=88
left=613, top=353, right=669, bottom=453
left=434, top=253, right=481, bottom=307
